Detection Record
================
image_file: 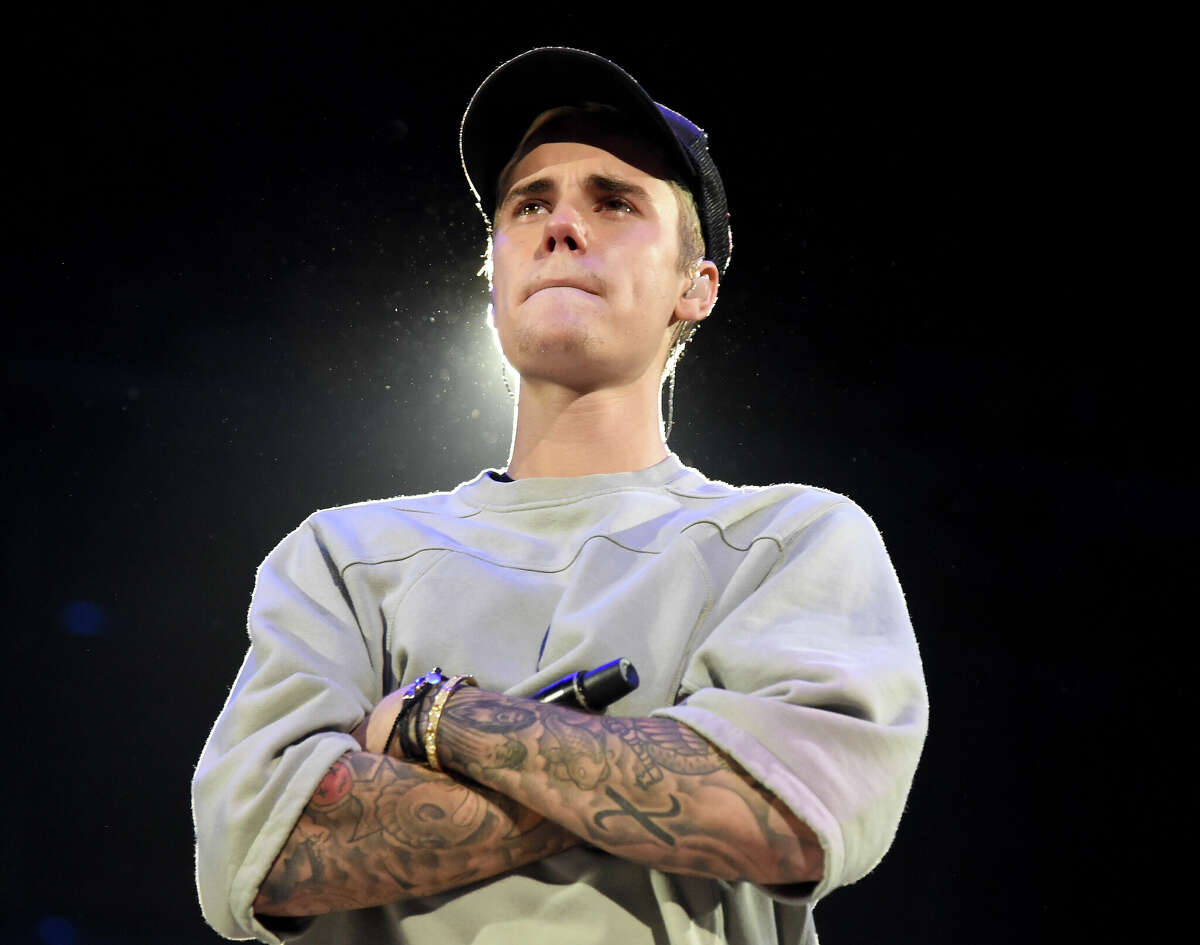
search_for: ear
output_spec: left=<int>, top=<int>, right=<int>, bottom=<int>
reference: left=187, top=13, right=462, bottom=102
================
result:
left=673, top=259, right=720, bottom=325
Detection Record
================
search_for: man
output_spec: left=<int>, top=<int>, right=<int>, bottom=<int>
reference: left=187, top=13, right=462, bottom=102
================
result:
left=193, top=48, right=927, bottom=944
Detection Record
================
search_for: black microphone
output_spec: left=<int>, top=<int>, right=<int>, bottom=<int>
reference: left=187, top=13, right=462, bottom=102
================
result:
left=534, top=658, right=639, bottom=711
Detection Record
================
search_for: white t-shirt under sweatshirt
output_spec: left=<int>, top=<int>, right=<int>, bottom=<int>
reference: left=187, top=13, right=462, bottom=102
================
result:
left=193, top=454, right=928, bottom=944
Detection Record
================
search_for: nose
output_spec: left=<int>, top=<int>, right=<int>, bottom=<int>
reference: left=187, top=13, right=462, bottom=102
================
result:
left=542, top=204, right=587, bottom=255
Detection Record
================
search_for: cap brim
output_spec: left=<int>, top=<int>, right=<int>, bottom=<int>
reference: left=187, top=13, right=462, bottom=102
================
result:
left=460, top=47, right=698, bottom=223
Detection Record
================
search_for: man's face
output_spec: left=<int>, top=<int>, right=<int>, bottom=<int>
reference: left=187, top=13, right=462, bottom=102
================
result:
left=489, top=128, right=691, bottom=393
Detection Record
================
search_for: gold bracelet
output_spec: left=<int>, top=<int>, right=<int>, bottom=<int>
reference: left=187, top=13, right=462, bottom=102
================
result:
left=423, top=674, right=477, bottom=771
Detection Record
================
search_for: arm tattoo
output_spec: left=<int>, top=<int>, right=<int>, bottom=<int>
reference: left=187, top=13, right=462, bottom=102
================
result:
left=375, top=774, right=493, bottom=849
left=311, top=757, right=354, bottom=809
left=594, top=787, right=680, bottom=844
left=538, top=713, right=610, bottom=789
left=444, top=697, right=536, bottom=733
left=485, top=736, right=528, bottom=771
left=433, top=689, right=822, bottom=885
left=602, top=718, right=726, bottom=789
left=254, top=752, right=576, bottom=916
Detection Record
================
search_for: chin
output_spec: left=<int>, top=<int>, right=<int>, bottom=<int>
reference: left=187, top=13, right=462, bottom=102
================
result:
left=507, top=310, right=598, bottom=360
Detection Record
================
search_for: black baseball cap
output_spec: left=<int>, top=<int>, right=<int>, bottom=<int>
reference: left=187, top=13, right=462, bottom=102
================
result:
left=460, top=47, right=732, bottom=274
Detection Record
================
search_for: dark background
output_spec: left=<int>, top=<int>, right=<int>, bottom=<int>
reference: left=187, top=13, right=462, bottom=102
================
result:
left=8, top=11, right=1147, bottom=945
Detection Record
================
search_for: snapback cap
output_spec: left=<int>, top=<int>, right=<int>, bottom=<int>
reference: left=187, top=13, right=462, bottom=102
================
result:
left=460, top=47, right=732, bottom=274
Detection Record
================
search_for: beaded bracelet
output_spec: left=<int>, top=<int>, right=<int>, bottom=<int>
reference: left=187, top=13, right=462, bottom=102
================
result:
left=423, top=674, right=477, bottom=771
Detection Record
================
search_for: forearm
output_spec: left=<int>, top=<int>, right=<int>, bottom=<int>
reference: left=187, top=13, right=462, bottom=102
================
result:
left=252, top=751, right=578, bottom=916
left=431, top=687, right=824, bottom=886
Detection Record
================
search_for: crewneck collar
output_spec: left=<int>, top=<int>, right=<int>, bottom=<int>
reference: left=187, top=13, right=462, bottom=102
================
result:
left=461, top=454, right=690, bottom=509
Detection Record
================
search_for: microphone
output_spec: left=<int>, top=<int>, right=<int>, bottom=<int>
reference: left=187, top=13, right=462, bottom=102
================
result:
left=534, top=658, right=639, bottom=711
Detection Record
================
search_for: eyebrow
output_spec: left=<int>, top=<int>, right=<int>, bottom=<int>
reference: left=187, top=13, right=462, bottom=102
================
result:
left=500, top=177, right=555, bottom=213
left=499, top=174, right=654, bottom=214
left=586, top=174, right=652, bottom=203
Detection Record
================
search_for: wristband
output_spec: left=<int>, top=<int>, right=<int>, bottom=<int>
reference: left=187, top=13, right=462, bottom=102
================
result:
left=383, top=667, right=446, bottom=758
left=423, top=674, right=477, bottom=771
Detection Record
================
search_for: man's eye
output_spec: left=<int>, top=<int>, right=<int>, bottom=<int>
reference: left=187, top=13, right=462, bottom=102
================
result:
left=600, top=197, right=634, bottom=213
left=515, top=201, right=546, bottom=216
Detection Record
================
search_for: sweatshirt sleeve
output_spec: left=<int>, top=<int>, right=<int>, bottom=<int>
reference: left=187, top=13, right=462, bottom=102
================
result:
left=192, top=517, right=379, bottom=942
left=651, top=498, right=928, bottom=902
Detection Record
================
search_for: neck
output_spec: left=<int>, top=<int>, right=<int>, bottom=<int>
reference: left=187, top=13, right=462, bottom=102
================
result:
left=505, top=374, right=668, bottom=479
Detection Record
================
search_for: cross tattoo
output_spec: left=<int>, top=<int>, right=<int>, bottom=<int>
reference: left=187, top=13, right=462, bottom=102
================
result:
left=593, top=787, right=679, bottom=845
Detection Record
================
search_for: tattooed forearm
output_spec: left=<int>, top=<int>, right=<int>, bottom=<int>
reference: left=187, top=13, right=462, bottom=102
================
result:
left=539, top=712, right=610, bottom=789
left=594, top=787, right=680, bottom=844
left=602, top=717, right=726, bottom=789
left=432, top=689, right=825, bottom=887
left=252, top=752, right=578, bottom=917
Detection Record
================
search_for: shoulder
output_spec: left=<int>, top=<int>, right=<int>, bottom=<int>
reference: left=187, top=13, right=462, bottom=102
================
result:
left=264, top=473, right=491, bottom=570
left=672, top=465, right=875, bottom=548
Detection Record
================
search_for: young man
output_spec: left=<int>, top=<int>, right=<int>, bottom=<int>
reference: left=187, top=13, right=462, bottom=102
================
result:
left=193, top=48, right=927, bottom=944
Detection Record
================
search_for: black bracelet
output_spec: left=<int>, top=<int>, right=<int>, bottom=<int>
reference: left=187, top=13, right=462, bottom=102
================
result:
left=382, top=704, right=410, bottom=757
left=382, top=667, right=446, bottom=757
left=395, top=688, right=429, bottom=761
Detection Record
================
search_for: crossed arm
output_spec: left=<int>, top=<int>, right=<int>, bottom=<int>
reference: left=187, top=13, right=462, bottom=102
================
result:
left=253, top=685, right=824, bottom=917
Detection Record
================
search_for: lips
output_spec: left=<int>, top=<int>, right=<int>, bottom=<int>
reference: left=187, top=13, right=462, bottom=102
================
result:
left=523, top=273, right=603, bottom=301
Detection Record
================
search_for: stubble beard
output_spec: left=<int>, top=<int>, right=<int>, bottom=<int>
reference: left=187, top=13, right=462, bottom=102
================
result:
left=511, top=315, right=599, bottom=362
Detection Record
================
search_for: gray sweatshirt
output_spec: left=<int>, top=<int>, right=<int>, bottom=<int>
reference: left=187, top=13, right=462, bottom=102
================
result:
left=192, top=455, right=928, bottom=943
